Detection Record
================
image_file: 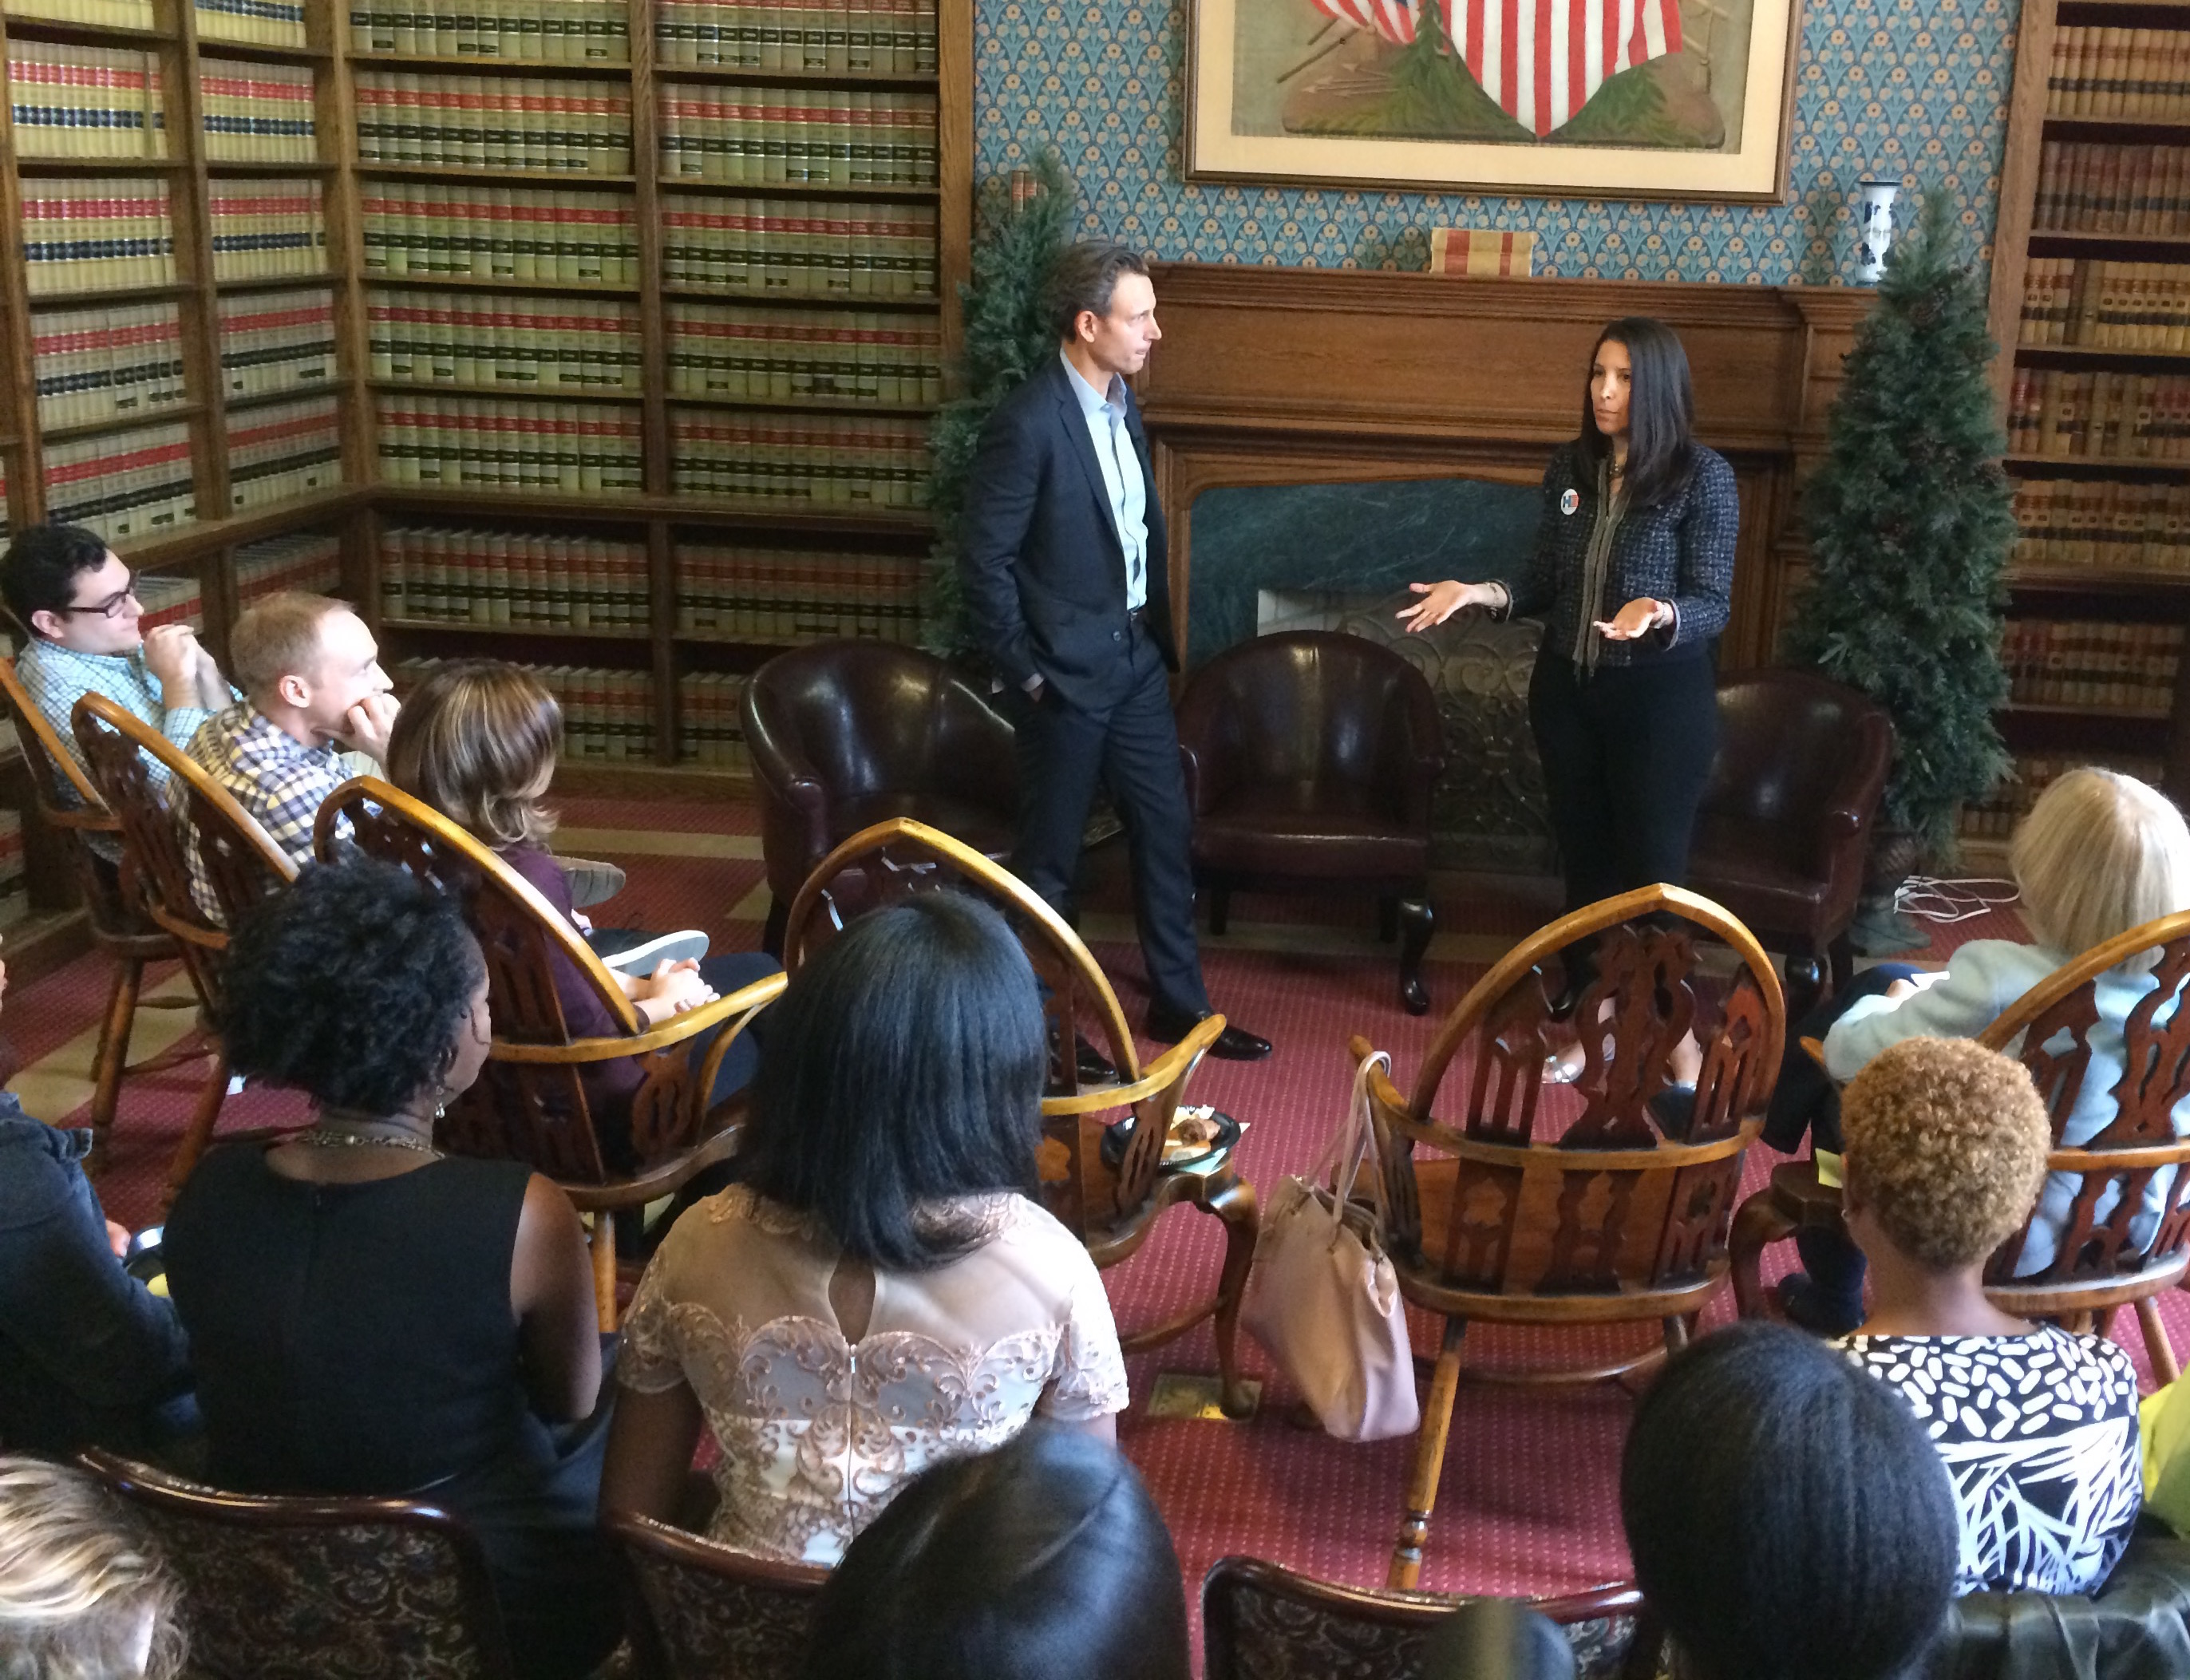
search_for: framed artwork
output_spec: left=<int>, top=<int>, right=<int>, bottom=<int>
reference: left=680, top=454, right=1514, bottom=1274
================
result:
left=1186, top=0, right=1805, bottom=202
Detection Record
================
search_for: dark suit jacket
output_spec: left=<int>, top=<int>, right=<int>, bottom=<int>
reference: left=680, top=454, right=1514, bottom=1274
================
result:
left=959, top=353, right=1176, bottom=714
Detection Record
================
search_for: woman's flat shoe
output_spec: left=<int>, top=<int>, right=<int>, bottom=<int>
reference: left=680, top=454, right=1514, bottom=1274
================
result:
left=1648, top=1083, right=1697, bottom=1139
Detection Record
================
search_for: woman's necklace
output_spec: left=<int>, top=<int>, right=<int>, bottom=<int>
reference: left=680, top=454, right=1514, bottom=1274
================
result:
left=294, top=1109, right=441, bottom=1156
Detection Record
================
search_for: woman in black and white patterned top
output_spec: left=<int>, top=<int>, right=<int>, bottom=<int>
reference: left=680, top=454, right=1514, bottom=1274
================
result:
left=1836, top=1037, right=2143, bottom=1596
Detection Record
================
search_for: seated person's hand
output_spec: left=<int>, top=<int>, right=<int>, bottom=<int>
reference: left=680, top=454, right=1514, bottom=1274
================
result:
left=194, top=641, right=231, bottom=709
left=627, top=959, right=717, bottom=1022
left=343, top=690, right=402, bottom=762
left=106, top=1218, right=130, bottom=1259
left=142, top=624, right=203, bottom=699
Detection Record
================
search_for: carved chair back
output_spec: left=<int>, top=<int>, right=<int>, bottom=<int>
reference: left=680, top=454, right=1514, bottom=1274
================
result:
left=1976, top=908, right=2190, bottom=1292
left=317, top=777, right=777, bottom=1184
left=607, top=1509, right=827, bottom=1680
left=1200, top=1555, right=1647, bottom=1680
left=80, top=1448, right=516, bottom=1680
left=69, top=692, right=295, bottom=1008
left=1363, top=886, right=1785, bottom=1314
left=783, top=817, right=1223, bottom=1242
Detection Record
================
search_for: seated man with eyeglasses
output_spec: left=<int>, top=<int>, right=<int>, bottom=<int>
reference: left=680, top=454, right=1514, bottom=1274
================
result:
left=2, top=524, right=236, bottom=855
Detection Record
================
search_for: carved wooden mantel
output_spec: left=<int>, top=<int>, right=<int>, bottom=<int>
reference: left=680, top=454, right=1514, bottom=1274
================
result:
left=1136, top=265, right=1875, bottom=671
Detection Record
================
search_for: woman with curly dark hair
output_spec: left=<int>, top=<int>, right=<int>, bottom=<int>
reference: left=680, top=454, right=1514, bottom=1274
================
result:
left=160, top=858, right=618, bottom=1679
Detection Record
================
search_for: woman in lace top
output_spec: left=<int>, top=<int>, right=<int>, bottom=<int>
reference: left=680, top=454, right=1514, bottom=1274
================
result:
left=599, top=893, right=1129, bottom=1565
left=1835, top=1038, right=2142, bottom=1596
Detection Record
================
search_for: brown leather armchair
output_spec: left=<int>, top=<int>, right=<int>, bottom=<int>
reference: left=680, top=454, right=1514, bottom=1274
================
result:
left=743, top=640, right=1018, bottom=955
left=1176, top=631, right=1445, bottom=1014
left=1685, top=670, right=1893, bottom=1018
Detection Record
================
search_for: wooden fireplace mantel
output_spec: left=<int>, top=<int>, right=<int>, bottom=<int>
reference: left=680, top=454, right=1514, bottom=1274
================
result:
left=1136, top=265, right=1876, bottom=671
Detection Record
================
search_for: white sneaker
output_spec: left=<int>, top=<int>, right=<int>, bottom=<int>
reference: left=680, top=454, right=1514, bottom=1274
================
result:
left=596, top=930, right=710, bottom=974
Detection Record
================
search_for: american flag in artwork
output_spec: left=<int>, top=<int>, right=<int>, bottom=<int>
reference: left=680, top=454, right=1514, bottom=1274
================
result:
left=1307, top=0, right=1685, bottom=138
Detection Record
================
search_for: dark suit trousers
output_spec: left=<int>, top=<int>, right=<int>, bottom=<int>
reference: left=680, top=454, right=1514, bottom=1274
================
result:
left=1527, top=649, right=1718, bottom=917
left=1006, top=619, right=1210, bottom=1020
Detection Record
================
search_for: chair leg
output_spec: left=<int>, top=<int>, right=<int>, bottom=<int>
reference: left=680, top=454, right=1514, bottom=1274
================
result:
left=1662, top=1314, right=1690, bottom=1355
left=1782, top=945, right=1825, bottom=1022
left=1390, top=1315, right=1467, bottom=1591
left=1397, top=896, right=1434, bottom=1017
left=1208, top=880, right=1231, bottom=937
left=1828, top=931, right=1856, bottom=1001
left=1729, top=1185, right=1797, bottom=1320
left=592, top=1211, right=619, bottom=1334
left=2138, top=1295, right=2182, bottom=1388
left=86, top=955, right=146, bottom=1176
left=1203, top=1175, right=1261, bottom=1419
left=761, top=895, right=789, bottom=959
left=161, top=1044, right=231, bottom=1214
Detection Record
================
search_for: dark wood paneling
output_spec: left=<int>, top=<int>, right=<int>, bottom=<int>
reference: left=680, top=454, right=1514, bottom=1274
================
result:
left=1135, top=266, right=1873, bottom=671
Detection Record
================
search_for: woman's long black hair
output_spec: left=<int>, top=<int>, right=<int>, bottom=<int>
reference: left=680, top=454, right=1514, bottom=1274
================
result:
left=1578, top=315, right=1696, bottom=508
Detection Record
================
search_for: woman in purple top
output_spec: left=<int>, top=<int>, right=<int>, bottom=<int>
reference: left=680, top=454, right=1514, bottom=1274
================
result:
left=385, top=659, right=779, bottom=1166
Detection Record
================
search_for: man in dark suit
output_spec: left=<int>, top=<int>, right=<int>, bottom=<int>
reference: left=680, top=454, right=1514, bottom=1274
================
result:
left=959, top=243, right=1268, bottom=1060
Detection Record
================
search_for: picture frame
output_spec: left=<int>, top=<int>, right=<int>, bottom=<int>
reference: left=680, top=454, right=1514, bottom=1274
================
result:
left=1185, top=0, right=1805, bottom=203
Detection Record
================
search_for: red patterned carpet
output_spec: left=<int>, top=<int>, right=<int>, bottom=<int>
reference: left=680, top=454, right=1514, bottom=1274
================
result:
left=14, top=794, right=2172, bottom=1657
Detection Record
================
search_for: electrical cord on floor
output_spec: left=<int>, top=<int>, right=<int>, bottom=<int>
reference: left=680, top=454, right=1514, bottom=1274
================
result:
left=1894, top=876, right=2020, bottom=924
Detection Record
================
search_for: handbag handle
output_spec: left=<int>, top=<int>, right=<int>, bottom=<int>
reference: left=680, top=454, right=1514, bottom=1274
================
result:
left=1317, top=1050, right=1390, bottom=1234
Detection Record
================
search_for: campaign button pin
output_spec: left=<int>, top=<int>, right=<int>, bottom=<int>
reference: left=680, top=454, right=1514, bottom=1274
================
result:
left=1559, top=488, right=1580, bottom=516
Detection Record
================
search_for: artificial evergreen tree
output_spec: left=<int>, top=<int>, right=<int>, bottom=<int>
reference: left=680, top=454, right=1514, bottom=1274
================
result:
left=1788, top=188, right=2014, bottom=885
left=920, top=150, right=1077, bottom=664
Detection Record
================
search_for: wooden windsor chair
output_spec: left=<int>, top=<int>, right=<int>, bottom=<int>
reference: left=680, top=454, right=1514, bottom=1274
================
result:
left=69, top=692, right=297, bottom=1207
left=782, top=816, right=1260, bottom=1417
left=317, top=776, right=785, bottom=1331
left=1355, top=883, right=1785, bottom=1588
left=0, top=654, right=196, bottom=1171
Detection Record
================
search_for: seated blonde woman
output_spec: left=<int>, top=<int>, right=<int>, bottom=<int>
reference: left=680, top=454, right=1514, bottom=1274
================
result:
left=1768, top=766, right=2190, bottom=1330
left=1837, top=1037, right=2143, bottom=1597
left=0, top=1455, right=184, bottom=1680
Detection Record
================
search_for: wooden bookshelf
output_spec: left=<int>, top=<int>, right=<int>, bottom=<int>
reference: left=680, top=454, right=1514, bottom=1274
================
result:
left=1983, top=0, right=2190, bottom=848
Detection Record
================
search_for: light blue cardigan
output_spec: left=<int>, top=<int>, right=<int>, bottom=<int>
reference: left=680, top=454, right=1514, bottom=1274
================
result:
left=1824, top=938, right=2186, bottom=1276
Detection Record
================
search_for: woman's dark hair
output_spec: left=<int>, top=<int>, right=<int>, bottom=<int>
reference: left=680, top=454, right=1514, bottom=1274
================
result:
left=216, top=857, right=487, bottom=1117
left=799, top=1425, right=1190, bottom=1680
left=1, top=522, right=111, bottom=633
left=1578, top=316, right=1695, bottom=508
left=734, top=892, right=1046, bottom=1270
left=1046, top=241, right=1151, bottom=341
left=1621, top=1322, right=1957, bottom=1680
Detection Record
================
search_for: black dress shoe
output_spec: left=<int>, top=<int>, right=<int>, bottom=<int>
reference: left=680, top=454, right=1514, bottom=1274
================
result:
left=1075, top=1034, right=1118, bottom=1085
left=1145, top=1003, right=1272, bottom=1061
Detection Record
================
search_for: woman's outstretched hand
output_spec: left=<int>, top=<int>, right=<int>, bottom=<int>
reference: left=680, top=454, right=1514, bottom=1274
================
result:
left=1594, top=596, right=1670, bottom=642
left=1397, top=579, right=1485, bottom=634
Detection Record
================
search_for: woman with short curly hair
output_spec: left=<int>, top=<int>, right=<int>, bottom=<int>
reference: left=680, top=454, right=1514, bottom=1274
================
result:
left=160, top=859, right=619, bottom=1679
left=0, top=1455, right=184, bottom=1679
left=1836, top=1036, right=2142, bottom=1597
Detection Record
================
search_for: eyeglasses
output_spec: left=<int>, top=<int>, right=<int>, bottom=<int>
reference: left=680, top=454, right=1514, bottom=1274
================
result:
left=57, top=575, right=139, bottom=620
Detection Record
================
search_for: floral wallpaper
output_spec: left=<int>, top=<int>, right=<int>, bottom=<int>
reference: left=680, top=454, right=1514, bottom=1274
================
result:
left=974, top=0, right=2022, bottom=282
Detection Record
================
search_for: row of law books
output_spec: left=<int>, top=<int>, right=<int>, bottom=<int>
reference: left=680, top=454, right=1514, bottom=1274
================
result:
left=676, top=542, right=921, bottom=643
left=209, top=178, right=327, bottom=282
left=2004, top=367, right=2190, bottom=459
left=348, top=0, right=632, bottom=61
left=3, top=0, right=155, bottom=34
left=655, top=0, right=938, bottom=73
left=660, top=198, right=938, bottom=296
left=234, top=530, right=344, bottom=606
left=227, top=395, right=342, bottom=509
left=658, top=88, right=939, bottom=188
left=368, top=290, right=640, bottom=391
left=31, top=299, right=186, bottom=429
left=378, top=525, right=650, bottom=628
left=678, top=671, right=748, bottom=771
left=219, top=287, right=337, bottom=399
left=196, top=0, right=308, bottom=49
left=2046, top=27, right=2190, bottom=119
left=670, top=412, right=928, bottom=505
left=200, top=60, right=317, bottom=165
left=392, top=657, right=657, bottom=760
left=353, top=74, right=634, bottom=175
left=135, top=571, right=204, bottom=630
left=6, top=42, right=164, bottom=159
left=1962, top=752, right=2165, bottom=840
left=361, top=184, right=638, bottom=283
left=2013, top=478, right=2190, bottom=571
left=374, top=394, right=645, bottom=494
left=2018, top=259, right=2190, bottom=349
left=2034, top=143, right=2190, bottom=234
left=0, top=812, right=29, bottom=932
left=666, top=302, right=941, bottom=403
left=43, top=421, right=195, bottom=540
left=2000, top=618, right=2182, bottom=711
left=21, top=179, right=176, bottom=295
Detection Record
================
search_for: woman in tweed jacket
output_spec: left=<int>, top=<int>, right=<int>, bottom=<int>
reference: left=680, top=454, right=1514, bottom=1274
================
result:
left=1403, top=317, right=1737, bottom=1015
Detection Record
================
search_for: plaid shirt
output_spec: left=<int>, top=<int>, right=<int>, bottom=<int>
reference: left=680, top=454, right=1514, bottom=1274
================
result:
left=184, top=703, right=350, bottom=923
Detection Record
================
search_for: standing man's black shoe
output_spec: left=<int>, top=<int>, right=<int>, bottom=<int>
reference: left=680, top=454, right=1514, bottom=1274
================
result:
left=1145, top=1002, right=1272, bottom=1061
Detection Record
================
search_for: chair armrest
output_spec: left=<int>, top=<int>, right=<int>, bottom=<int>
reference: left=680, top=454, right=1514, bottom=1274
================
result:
left=1818, top=714, right=1892, bottom=839
left=1178, top=741, right=1205, bottom=816
left=1172, top=680, right=1242, bottom=814
left=740, top=687, right=832, bottom=855
left=488, top=970, right=787, bottom=1064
